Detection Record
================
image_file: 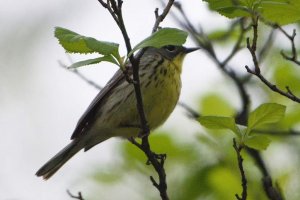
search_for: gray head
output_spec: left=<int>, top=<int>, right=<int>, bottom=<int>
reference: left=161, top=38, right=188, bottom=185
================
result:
left=145, top=45, right=199, bottom=60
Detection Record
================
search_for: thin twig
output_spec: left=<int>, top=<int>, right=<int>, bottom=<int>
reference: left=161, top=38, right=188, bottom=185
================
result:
left=245, top=18, right=300, bottom=103
left=233, top=139, right=247, bottom=200
left=152, top=0, right=175, bottom=33
left=246, top=148, right=284, bottom=200
left=220, top=18, right=248, bottom=68
left=98, top=0, right=107, bottom=8
left=246, top=65, right=300, bottom=103
left=116, top=2, right=150, bottom=136
left=173, top=4, right=251, bottom=124
left=63, top=56, right=300, bottom=138
left=99, top=0, right=150, bottom=137
left=173, top=8, right=286, bottom=199
left=129, top=137, right=168, bottom=200
left=279, top=28, right=300, bottom=65
left=59, top=61, right=103, bottom=90
left=60, top=60, right=204, bottom=125
left=177, top=101, right=200, bottom=119
left=67, top=190, right=85, bottom=200
left=245, top=16, right=286, bottom=200
left=56, top=61, right=299, bottom=137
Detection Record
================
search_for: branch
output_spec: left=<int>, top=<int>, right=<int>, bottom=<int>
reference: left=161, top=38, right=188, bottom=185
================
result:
left=173, top=4, right=251, bottom=124
left=233, top=139, right=247, bottom=200
left=97, top=1, right=176, bottom=199
left=169, top=9, right=293, bottom=199
left=67, top=190, right=85, bottom=200
left=60, top=50, right=297, bottom=200
left=152, top=0, right=175, bottom=33
left=246, top=18, right=300, bottom=103
left=246, top=148, right=284, bottom=200
left=276, top=27, right=300, bottom=66
left=220, top=18, right=248, bottom=68
left=177, top=100, right=290, bottom=200
left=244, top=18, right=286, bottom=200
left=97, top=0, right=107, bottom=8
left=246, top=65, right=300, bottom=103
left=98, top=0, right=150, bottom=139
left=60, top=60, right=204, bottom=125
left=129, top=138, right=168, bottom=200
left=177, top=101, right=200, bottom=119
left=167, top=5, right=289, bottom=200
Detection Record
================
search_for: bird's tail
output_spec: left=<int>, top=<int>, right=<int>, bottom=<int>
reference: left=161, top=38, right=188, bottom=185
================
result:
left=36, top=140, right=83, bottom=180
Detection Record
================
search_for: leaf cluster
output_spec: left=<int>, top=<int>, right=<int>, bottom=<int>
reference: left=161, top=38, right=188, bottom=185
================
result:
left=55, top=27, right=188, bottom=70
left=199, top=103, right=286, bottom=150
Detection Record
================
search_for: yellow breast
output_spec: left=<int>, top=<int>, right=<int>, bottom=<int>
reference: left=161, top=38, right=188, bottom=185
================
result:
left=140, top=59, right=182, bottom=129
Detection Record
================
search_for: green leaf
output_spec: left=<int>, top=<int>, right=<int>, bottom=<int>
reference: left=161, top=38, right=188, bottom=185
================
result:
left=68, top=55, right=119, bottom=69
left=198, top=116, right=240, bottom=137
left=128, top=28, right=188, bottom=57
left=248, top=103, right=286, bottom=131
left=203, top=0, right=300, bottom=25
left=54, top=27, right=119, bottom=56
left=203, top=0, right=252, bottom=18
left=244, top=135, right=271, bottom=150
left=260, top=0, right=300, bottom=25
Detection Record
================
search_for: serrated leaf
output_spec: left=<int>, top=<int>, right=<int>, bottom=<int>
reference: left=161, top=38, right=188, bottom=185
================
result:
left=68, top=55, right=118, bottom=69
left=244, top=135, right=271, bottom=150
left=198, top=116, right=240, bottom=137
left=128, top=28, right=188, bottom=57
left=55, top=27, right=119, bottom=56
left=248, top=103, right=286, bottom=131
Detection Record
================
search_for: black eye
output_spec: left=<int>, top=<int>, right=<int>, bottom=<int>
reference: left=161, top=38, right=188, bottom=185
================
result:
left=164, top=45, right=176, bottom=52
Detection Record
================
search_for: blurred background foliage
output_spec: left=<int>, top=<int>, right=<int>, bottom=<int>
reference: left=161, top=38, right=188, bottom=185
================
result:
left=77, top=3, right=300, bottom=200
left=2, top=0, right=300, bottom=199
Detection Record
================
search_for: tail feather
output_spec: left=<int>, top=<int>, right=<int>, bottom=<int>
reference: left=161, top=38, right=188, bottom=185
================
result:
left=36, top=140, right=82, bottom=180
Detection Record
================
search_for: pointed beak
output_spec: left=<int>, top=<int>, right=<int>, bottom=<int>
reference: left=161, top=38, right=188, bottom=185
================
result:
left=183, top=47, right=200, bottom=54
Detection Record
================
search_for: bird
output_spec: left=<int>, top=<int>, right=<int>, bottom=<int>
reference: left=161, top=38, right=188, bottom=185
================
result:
left=36, top=45, right=198, bottom=179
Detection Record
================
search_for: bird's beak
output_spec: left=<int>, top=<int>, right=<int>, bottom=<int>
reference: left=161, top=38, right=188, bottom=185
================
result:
left=183, top=47, right=200, bottom=54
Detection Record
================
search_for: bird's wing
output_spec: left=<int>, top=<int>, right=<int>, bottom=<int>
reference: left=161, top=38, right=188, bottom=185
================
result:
left=70, top=68, right=131, bottom=139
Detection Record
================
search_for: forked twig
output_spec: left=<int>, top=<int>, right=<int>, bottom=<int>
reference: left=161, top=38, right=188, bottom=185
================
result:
left=233, top=139, right=247, bottom=200
left=246, top=17, right=300, bottom=103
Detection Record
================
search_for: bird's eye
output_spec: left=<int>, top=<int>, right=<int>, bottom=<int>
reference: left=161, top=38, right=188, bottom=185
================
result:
left=164, top=45, right=176, bottom=52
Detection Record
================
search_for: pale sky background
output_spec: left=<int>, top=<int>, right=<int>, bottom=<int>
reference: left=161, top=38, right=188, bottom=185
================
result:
left=0, top=0, right=265, bottom=199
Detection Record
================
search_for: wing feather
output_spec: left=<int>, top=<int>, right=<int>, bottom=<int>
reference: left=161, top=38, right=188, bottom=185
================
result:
left=70, top=69, right=130, bottom=139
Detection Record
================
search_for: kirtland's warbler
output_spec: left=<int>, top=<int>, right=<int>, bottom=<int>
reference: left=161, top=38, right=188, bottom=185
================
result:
left=36, top=45, right=198, bottom=179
